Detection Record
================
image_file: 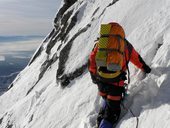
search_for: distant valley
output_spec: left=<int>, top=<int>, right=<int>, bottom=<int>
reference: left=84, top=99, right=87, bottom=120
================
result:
left=0, top=36, right=44, bottom=92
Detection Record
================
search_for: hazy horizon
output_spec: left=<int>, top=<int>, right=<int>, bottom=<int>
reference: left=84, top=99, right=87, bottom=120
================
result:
left=0, top=36, right=43, bottom=77
left=0, top=0, right=62, bottom=88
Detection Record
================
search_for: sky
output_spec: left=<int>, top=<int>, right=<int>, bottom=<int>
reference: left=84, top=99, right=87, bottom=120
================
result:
left=0, top=0, right=62, bottom=36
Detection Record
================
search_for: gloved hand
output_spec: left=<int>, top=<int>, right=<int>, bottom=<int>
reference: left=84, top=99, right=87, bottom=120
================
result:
left=143, top=64, right=151, bottom=73
left=90, top=72, right=98, bottom=84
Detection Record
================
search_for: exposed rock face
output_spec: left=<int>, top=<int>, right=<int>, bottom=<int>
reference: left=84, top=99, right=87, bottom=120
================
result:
left=28, top=0, right=94, bottom=88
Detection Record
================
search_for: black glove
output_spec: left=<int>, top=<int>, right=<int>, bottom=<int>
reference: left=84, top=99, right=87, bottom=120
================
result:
left=143, top=64, right=151, bottom=73
left=90, top=72, right=98, bottom=84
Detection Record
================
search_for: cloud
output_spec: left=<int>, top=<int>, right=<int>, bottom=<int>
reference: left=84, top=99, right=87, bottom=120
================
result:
left=0, top=39, right=42, bottom=55
left=0, top=38, right=43, bottom=64
left=0, top=18, right=53, bottom=35
left=0, top=0, right=62, bottom=36
left=0, top=0, right=61, bottom=18
left=12, top=55, right=31, bottom=59
left=0, top=56, right=5, bottom=61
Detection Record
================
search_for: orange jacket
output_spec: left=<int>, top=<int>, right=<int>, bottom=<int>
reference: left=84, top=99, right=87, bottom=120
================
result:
left=88, top=40, right=147, bottom=86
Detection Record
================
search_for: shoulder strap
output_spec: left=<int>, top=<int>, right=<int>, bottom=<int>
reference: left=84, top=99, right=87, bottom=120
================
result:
left=92, top=42, right=98, bottom=51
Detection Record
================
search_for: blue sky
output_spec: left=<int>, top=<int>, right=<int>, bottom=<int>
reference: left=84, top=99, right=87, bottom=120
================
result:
left=0, top=0, right=62, bottom=36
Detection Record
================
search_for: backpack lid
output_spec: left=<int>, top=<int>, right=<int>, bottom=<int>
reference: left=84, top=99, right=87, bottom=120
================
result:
left=100, top=22, right=125, bottom=38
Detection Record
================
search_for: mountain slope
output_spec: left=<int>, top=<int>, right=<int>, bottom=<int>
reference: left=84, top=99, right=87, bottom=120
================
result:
left=0, top=0, right=170, bottom=128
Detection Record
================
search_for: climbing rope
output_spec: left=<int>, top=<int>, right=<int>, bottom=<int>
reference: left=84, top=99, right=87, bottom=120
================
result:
left=121, top=102, right=139, bottom=128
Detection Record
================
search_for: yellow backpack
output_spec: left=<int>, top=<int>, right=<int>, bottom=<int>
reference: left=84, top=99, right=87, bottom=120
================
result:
left=95, top=23, right=126, bottom=79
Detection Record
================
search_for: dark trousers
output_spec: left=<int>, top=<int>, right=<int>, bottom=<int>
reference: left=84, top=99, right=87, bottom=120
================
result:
left=97, top=82, right=125, bottom=124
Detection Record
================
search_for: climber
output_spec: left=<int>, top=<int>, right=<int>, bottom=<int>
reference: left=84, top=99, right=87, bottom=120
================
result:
left=88, top=22, right=151, bottom=128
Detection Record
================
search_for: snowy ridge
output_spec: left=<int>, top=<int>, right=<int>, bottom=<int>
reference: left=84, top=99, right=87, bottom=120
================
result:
left=0, top=0, right=170, bottom=128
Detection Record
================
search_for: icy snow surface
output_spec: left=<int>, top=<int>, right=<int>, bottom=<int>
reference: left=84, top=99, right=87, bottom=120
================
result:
left=1, top=0, right=170, bottom=128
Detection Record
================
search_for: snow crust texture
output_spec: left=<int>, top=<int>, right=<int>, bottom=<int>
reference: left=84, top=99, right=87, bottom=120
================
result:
left=1, top=0, right=170, bottom=128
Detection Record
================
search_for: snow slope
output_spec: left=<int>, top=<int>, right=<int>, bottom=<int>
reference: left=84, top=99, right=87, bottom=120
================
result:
left=1, top=0, right=170, bottom=128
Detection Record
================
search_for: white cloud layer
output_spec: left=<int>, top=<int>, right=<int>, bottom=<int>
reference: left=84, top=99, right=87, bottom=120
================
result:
left=0, top=39, right=42, bottom=55
left=0, top=38, right=42, bottom=62
left=0, top=56, right=5, bottom=61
